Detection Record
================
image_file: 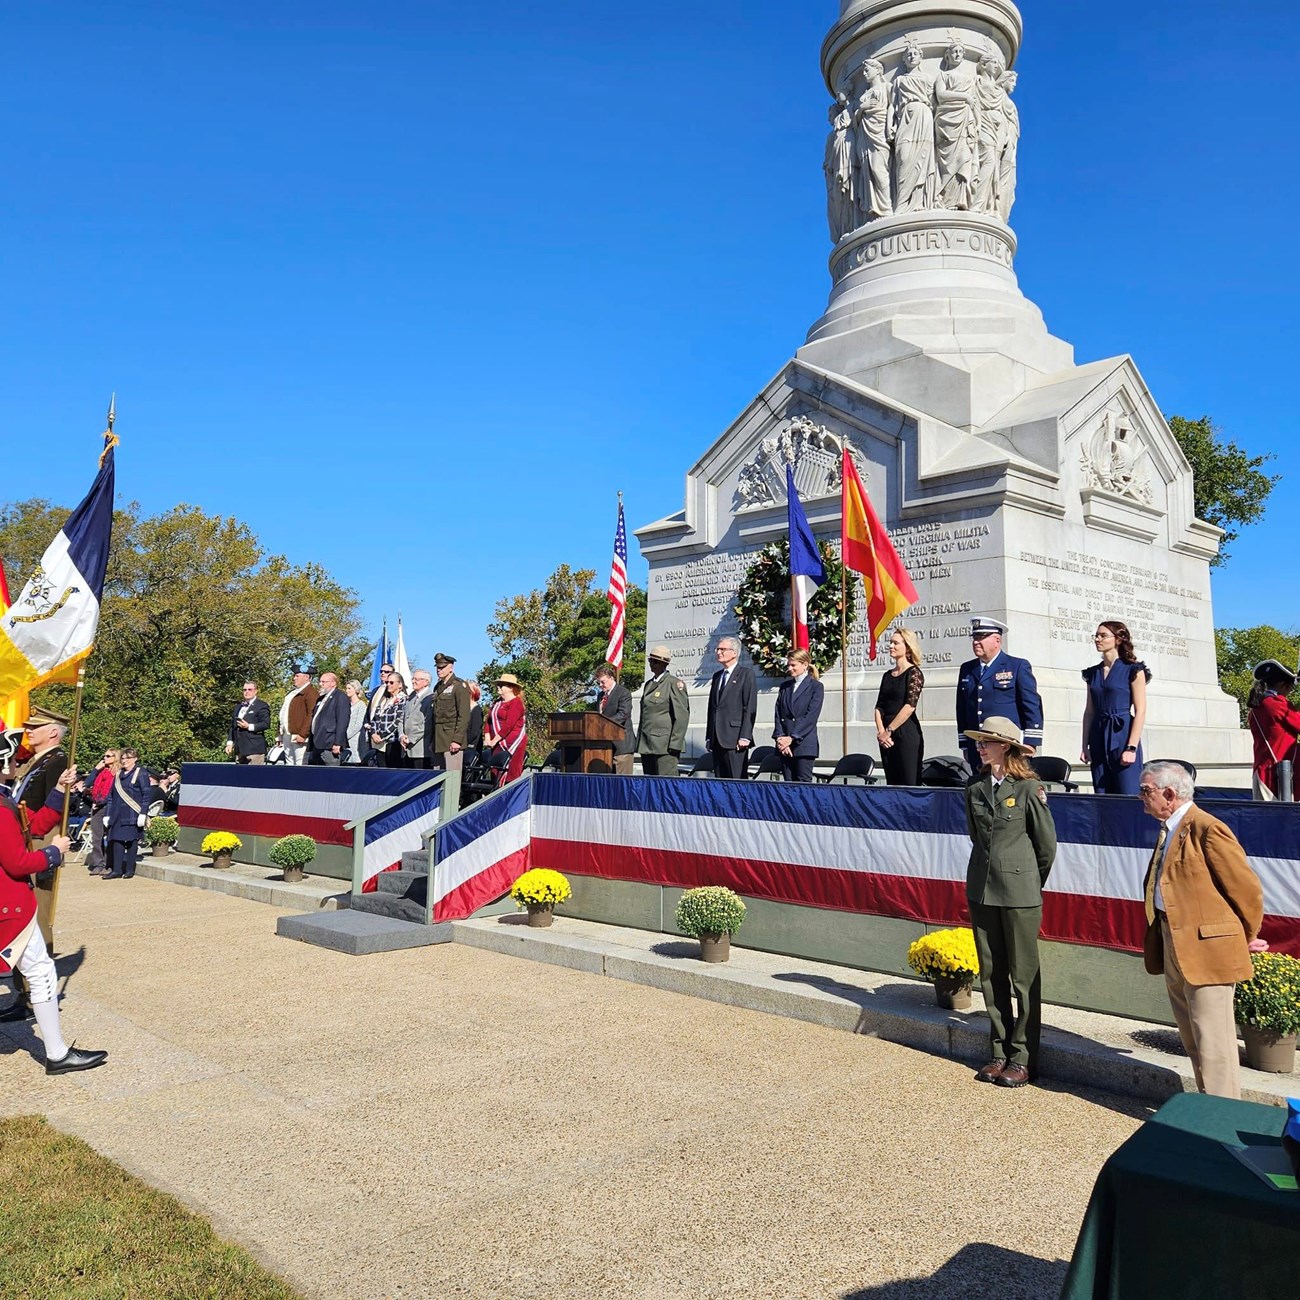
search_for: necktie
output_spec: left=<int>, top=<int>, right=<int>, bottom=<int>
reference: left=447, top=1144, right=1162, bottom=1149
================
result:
left=1144, top=824, right=1169, bottom=925
left=598, top=692, right=607, bottom=712
left=719, top=670, right=730, bottom=694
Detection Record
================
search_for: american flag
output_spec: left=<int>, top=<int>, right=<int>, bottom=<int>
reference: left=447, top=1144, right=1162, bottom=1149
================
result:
left=605, top=497, right=628, bottom=669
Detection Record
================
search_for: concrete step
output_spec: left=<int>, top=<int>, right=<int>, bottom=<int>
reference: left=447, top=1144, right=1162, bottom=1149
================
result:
left=400, top=849, right=427, bottom=872
left=375, top=870, right=428, bottom=903
left=347, top=890, right=427, bottom=926
left=278, top=909, right=451, bottom=955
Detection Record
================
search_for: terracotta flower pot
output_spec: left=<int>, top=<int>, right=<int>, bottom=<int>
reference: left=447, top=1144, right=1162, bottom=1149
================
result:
left=934, top=976, right=973, bottom=1011
left=699, top=932, right=730, bottom=963
left=152, top=843, right=172, bottom=857
left=1241, top=1024, right=1297, bottom=1074
left=212, top=852, right=232, bottom=870
left=526, top=903, right=554, bottom=928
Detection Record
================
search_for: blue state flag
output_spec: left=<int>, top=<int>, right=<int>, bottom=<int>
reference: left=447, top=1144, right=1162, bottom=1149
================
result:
left=368, top=619, right=390, bottom=696
left=0, top=444, right=115, bottom=697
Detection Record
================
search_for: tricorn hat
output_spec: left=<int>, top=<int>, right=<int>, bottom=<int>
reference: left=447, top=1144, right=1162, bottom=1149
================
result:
left=23, top=706, right=71, bottom=729
left=494, top=672, right=522, bottom=689
left=434, top=653, right=456, bottom=668
left=290, top=664, right=313, bottom=676
left=962, top=715, right=1029, bottom=753
left=1253, top=659, right=1297, bottom=688
left=648, top=645, right=673, bottom=662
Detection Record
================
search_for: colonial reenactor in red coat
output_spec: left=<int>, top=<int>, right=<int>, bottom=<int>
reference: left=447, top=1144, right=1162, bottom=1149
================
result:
left=1248, top=660, right=1300, bottom=799
left=1, top=765, right=108, bottom=1074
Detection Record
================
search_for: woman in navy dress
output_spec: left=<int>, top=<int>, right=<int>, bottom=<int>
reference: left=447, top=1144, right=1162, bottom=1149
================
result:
left=1080, top=621, right=1150, bottom=794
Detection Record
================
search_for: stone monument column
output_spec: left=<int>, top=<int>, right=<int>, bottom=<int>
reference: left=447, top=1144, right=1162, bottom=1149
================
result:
left=805, top=0, right=1070, bottom=434
left=636, top=0, right=1250, bottom=783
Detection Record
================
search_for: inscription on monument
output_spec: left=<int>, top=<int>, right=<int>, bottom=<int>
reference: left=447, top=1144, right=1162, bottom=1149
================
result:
left=1019, top=549, right=1203, bottom=659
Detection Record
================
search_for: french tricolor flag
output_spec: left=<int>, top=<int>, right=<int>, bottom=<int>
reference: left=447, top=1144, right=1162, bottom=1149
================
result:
left=786, top=464, right=825, bottom=651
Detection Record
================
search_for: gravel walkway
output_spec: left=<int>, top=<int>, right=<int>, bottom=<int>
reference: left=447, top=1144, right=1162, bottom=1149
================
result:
left=1, top=869, right=1146, bottom=1299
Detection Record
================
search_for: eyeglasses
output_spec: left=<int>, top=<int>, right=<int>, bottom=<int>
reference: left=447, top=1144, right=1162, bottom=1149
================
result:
left=974, top=739, right=1001, bottom=748
left=1138, top=785, right=1160, bottom=797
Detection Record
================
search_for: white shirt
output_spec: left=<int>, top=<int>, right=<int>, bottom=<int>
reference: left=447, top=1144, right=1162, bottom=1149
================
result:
left=1153, top=799, right=1194, bottom=915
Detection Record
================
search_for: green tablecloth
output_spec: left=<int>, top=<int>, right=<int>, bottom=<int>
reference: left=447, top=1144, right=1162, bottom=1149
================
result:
left=1060, top=1093, right=1299, bottom=1300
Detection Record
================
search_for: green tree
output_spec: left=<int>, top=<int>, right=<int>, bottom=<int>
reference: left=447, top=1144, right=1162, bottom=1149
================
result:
left=479, top=565, right=647, bottom=761
left=1168, top=415, right=1278, bottom=565
left=1, top=499, right=370, bottom=768
left=1214, top=624, right=1300, bottom=723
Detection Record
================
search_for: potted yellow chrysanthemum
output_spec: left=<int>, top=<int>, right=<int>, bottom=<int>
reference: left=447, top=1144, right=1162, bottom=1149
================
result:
left=510, top=868, right=572, bottom=927
left=200, top=831, right=242, bottom=870
left=907, top=927, right=980, bottom=1010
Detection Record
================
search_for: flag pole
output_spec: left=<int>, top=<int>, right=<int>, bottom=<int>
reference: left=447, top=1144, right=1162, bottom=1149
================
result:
left=840, top=555, right=848, bottom=757
left=48, top=664, right=90, bottom=941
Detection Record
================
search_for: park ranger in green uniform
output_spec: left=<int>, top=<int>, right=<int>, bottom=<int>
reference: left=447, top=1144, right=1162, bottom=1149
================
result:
left=636, top=645, right=690, bottom=776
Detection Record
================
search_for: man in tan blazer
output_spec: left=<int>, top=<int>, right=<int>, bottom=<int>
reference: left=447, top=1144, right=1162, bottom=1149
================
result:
left=1139, top=760, right=1266, bottom=1098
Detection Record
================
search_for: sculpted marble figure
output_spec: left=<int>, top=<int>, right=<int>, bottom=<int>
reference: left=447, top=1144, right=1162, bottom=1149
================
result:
left=933, top=38, right=979, bottom=210
left=971, top=48, right=1008, bottom=214
left=997, top=69, right=1020, bottom=220
left=824, top=92, right=857, bottom=242
left=853, top=58, right=894, bottom=222
left=891, top=38, right=937, bottom=213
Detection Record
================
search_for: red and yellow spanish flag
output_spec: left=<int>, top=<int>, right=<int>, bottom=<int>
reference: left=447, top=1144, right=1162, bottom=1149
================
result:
left=840, top=449, right=918, bottom=657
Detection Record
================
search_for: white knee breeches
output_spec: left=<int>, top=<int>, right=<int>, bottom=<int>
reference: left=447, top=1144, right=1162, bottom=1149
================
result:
left=16, top=926, right=58, bottom=1004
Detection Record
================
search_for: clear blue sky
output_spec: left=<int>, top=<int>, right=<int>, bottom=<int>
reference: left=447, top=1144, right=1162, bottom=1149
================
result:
left=5, top=1, right=1295, bottom=676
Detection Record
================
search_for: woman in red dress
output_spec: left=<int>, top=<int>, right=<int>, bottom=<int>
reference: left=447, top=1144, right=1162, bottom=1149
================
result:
left=1248, top=659, right=1300, bottom=799
left=483, top=673, right=528, bottom=787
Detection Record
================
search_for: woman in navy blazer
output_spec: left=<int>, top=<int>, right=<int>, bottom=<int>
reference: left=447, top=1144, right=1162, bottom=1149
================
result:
left=774, top=649, right=825, bottom=782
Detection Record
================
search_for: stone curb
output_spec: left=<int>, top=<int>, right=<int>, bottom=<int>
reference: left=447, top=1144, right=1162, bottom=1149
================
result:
left=132, top=852, right=345, bottom=913
left=450, top=915, right=1298, bottom=1109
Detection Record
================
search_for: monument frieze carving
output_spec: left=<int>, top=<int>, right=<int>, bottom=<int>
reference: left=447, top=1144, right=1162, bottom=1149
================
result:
left=1078, top=412, right=1155, bottom=505
left=824, top=31, right=1020, bottom=244
left=734, top=416, right=866, bottom=509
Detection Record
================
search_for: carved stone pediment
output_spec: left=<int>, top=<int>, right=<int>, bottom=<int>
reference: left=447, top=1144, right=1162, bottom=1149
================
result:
left=733, top=415, right=867, bottom=510
left=1078, top=410, right=1154, bottom=505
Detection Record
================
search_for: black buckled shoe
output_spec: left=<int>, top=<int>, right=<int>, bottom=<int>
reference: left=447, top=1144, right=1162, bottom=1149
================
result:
left=45, top=1045, right=109, bottom=1076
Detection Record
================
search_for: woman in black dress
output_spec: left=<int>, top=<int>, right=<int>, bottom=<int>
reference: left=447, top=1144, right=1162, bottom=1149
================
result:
left=874, top=627, right=925, bottom=784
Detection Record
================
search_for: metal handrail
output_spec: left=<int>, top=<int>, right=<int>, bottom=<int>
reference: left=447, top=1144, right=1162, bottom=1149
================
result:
left=343, top=768, right=461, bottom=895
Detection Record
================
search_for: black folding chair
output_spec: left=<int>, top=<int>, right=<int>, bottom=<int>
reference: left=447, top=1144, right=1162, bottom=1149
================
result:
left=1029, top=756, right=1079, bottom=793
left=686, top=752, right=716, bottom=778
left=823, top=753, right=876, bottom=785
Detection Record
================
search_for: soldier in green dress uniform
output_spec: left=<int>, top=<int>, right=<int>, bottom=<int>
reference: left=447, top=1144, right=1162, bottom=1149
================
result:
left=636, top=645, right=690, bottom=776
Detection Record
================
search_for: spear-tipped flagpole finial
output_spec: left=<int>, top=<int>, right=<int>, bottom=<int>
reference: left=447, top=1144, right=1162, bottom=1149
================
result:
left=107, top=393, right=116, bottom=431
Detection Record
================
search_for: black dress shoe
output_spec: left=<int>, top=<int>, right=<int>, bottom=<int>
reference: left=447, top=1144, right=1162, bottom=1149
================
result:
left=46, top=1045, right=109, bottom=1076
left=0, top=999, right=34, bottom=1023
left=102, top=872, right=123, bottom=879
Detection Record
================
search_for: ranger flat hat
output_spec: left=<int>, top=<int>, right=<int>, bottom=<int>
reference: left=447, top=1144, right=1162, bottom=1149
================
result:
left=23, top=706, right=71, bottom=728
left=970, top=616, right=1007, bottom=637
left=434, top=653, right=456, bottom=668
left=494, top=672, right=522, bottom=688
left=962, top=715, right=1029, bottom=753
left=1253, top=659, right=1297, bottom=687
left=648, top=645, right=673, bottom=662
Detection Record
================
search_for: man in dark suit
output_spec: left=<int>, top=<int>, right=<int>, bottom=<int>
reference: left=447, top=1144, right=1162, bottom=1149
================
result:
left=226, top=681, right=271, bottom=763
left=706, top=636, right=757, bottom=779
left=307, top=672, right=352, bottom=765
left=955, top=616, right=1043, bottom=769
left=593, top=663, right=635, bottom=775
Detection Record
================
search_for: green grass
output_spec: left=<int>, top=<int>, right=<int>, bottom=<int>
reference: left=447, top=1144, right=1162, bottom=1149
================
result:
left=0, top=1116, right=301, bottom=1299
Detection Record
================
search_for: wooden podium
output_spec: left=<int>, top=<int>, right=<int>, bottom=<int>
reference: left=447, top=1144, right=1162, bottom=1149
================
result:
left=546, top=711, right=626, bottom=774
